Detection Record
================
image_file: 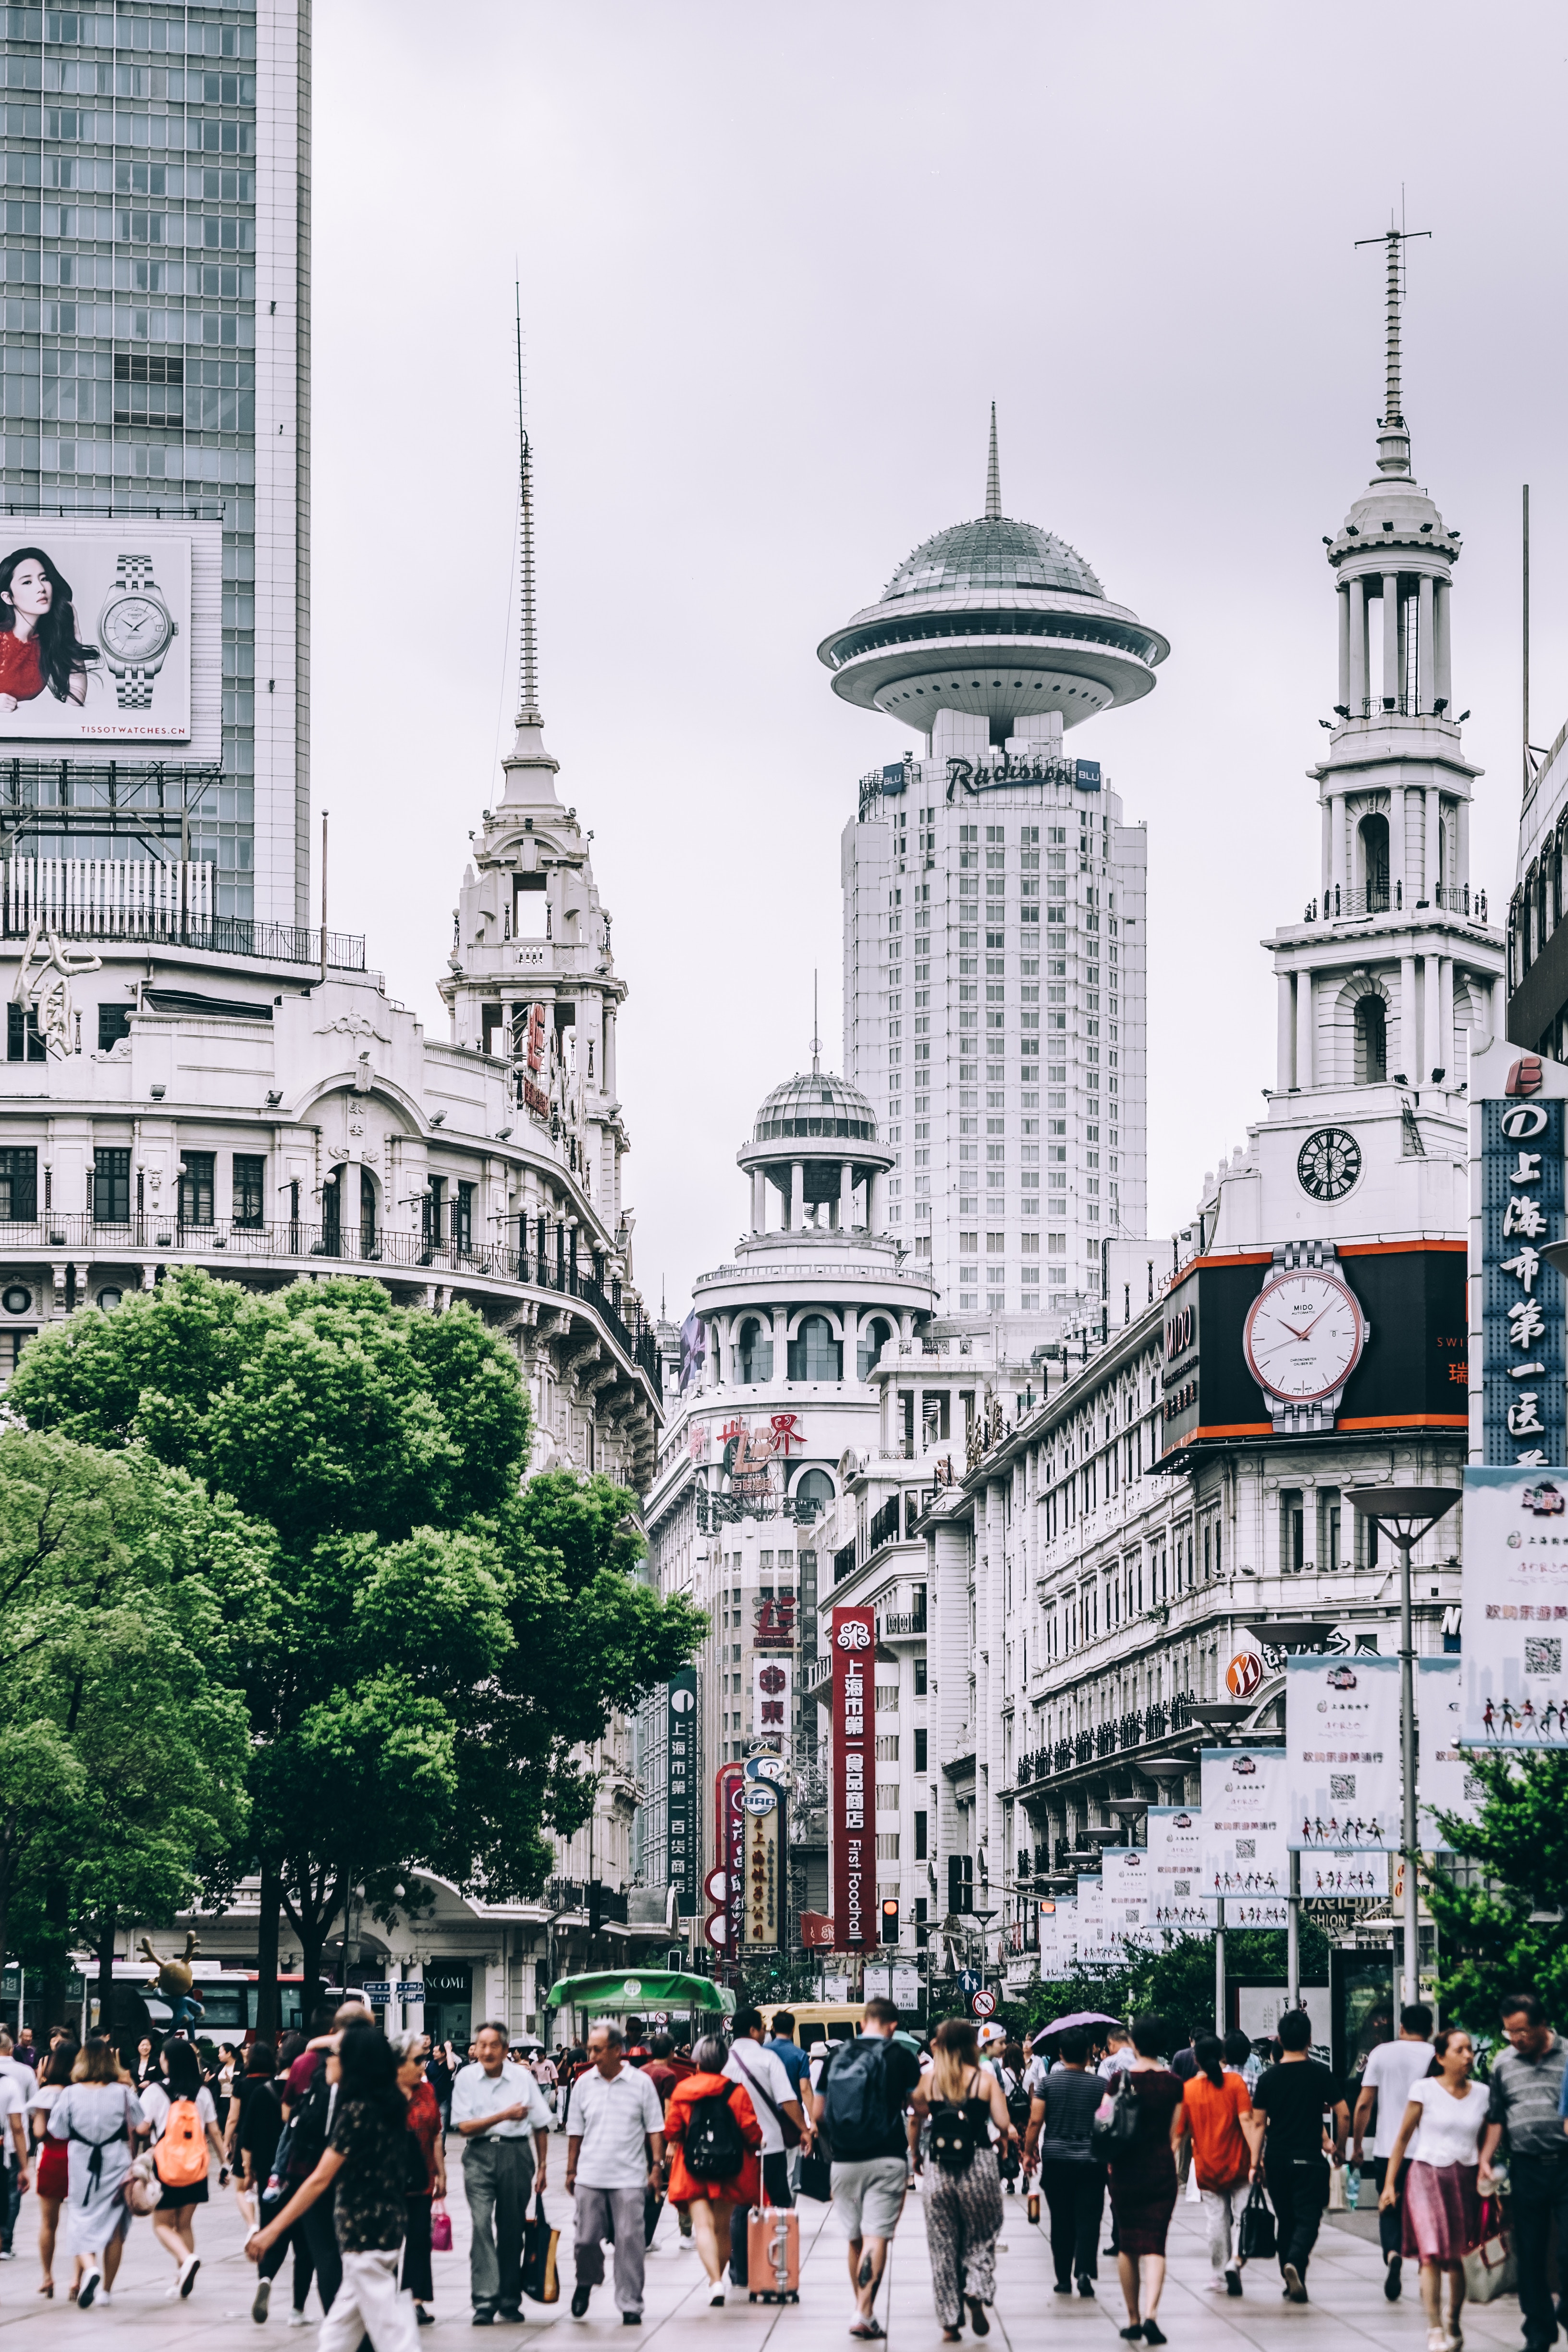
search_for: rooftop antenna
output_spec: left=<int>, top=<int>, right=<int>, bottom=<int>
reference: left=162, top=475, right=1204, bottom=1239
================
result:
left=811, top=970, right=821, bottom=1076
left=984, top=401, right=1002, bottom=521
left=514, top=279, right=540, bottom=725
left=1354, top=213, right=1429, bottom=478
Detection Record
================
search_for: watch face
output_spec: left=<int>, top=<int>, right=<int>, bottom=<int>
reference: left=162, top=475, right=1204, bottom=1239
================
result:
left=1244, top=1271, right=1366, bottom=1405
left=101, top=593, right=170, bottom=662
left=1297, top=1126, right=1361, bottom=1201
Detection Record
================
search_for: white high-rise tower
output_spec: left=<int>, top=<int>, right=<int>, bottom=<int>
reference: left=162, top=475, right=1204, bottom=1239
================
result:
left=819, top=413, right=1168, bottom=1328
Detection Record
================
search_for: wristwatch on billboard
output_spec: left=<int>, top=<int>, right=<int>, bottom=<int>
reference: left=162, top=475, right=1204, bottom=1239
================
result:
left=1241, top=1237, right=1369, bottom=1434
left=98, top=555, right=177, bottom=709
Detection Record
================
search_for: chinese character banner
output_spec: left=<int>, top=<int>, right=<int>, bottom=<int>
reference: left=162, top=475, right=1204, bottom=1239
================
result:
left=752, top=1653, right=792, bottom=1743
left=1482, top=1097, right=1566, bottom=1466
left=831, top=1607, right=876, bottom=1949
left=666, top=1669, right=700, bottom=1915
left=1462, top=1467, right=1568, bottom=1744
left=1285, top=1654, right=1401, bottom=1850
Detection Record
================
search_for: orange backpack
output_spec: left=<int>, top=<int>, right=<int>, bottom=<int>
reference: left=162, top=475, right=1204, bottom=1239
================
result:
left=153, top=2098, right=208, bottom=2188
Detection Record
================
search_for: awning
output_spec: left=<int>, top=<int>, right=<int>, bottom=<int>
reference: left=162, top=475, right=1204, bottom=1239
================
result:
left=544, top=1970, right=734, bottom=2014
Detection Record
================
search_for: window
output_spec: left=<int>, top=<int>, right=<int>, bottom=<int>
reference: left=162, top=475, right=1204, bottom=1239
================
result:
left=455, top=1180, right=475, bottom=1252
left=359, top=1167, right=378, bottom=1256
left=1281, top=1487, right=1306, bottom=1573
left=1320, top=1487, right=1342, bottom=1570
left=788, top=1315, right=842, bottom=1381
left=231, top=1152, right=265, bottom=1228
left=876, top=1782, right=900, bottom=1810
left=97, top=1004, right=132, bottom=1051
left=93, top=1147, right=131, bottom=1225
left=0, top=1149, right=37, bottom=1221
left=914, top=1727, right=928, bottom=1773
left=1355, top=992, right=1387, bottom=1085
left=6, top=1004, right=44, bottom=1063
left=178, top=1151, right=214, bottom=1227
left=424, top=1174, right=445, bottom=1247
left=737, top=1315, right=774, bottom=1382
left=948, top=1852, right=974, bottom=1913
left=914, top=1657, right=928, bottom=1695
left=857, top=1315, right=892, bottom=1379
left=793, top=1466, right=834, bottom=1512
left=914, top=1810, right=928, bottom=1860
left=875, top=1736, right=900, bottom=1762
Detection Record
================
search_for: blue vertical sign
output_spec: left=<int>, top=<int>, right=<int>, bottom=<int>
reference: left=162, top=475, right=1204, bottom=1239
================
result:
left=1482, top=1096, right=1566, bottom=1466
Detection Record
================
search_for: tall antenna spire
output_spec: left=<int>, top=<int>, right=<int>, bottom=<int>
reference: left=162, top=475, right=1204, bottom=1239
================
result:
left=811, top=969, right=821, bottom=1076
left=514, top=283, right=540, bottom=724
left=984, top=401, right=1002, bottom=521
left=1355, top=220, right=1428, bottom=478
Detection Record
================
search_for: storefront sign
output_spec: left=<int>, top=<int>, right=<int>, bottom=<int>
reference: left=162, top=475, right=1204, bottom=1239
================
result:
left=754, top=1592, right=797, bottom=1648
left=752, top=1654, right=792, bottom=1743
left=715, top=1763, right=746, bottom=1952
left=666, top=1669, right=699, bottom=1915
left=831, top=1606, right=875, bottom=1949
left=1480, top=1096, right=1566, bottom=1465
left=742, top=1791, right=780, bottom=1948
left=1286, top=1654, right=1400, bottom=1849
left=1463, top=1466, right=1568, bottom=1743
left=1201, top=1746, right=1288, bottom=1899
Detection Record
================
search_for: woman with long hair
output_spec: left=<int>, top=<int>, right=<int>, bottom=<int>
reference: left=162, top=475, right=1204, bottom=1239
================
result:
left=909, top=2017, right=1017, bottom=2340
left=1379, top=2027, right=1490, bottom=2352
left=142, top=2034, right=227, bottom=2299
left=246, top=2023, right=424, bottom=2352
left=1172, top=2033, right=1262, bottom=2296
left=44, top=2037, right=146, bottom=2310
left=26, top=2041, right=76, bottom=2298
left=0, top=546, right=98, bottom=709
left=661, top=2033, right=763, bottom=2305
left=1103, top=2013, right=1184, bottom=2345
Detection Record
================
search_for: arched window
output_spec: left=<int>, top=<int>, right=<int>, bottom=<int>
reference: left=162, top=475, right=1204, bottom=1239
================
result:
left=1359, top=813, right=1389, bottom=910
left=358, top=1166, right=378, bottom=1257
left=321, top=1167, right=343, bottom=1256
left=857, top=1315, right=893, bottom=1380
left=788, top=1315, right=842, bottom=1382
left=1354, top=993, right=1387, bottom=1085
left=793, top=1467, right=834, bottom=1514
left=736, top=1315, right=772, bottom=1383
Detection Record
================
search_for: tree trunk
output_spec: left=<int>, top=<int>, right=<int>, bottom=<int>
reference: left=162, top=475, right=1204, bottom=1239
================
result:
left=37, top=1875, right=70, bottom=2036
left=255, top=1860, right=282, bottom=2044
left=93, top=1912, right=116, bottom=2037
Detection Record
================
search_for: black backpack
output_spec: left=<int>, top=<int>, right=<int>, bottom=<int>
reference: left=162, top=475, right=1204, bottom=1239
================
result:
left=822, top=2038, right=898, bottom=2162
left=929, top=2098, right=983, bottom=2176
left=1089, top=2070, right=1140, bottom=2159
left=684, top=2086, right=746, bottom=2180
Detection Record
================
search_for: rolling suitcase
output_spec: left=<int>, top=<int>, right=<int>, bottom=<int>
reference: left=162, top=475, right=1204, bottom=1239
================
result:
left=747, top=2203, right=800, bottom=2303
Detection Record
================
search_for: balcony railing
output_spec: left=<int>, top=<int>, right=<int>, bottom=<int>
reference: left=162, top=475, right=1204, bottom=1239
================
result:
left=1304, top=882, right=1487, bottom=924
left=1, top=857, right=372, bottom=974
left=880, top=1609, right=927, bottom=1638
left=0, top=1212, right=660, bottom=1383
left=1013, top=1692, right=1197, bottom=1791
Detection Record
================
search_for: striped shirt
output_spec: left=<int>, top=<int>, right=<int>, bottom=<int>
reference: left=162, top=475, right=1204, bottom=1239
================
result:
left=1486, top=2034, right=1568, bottom=2160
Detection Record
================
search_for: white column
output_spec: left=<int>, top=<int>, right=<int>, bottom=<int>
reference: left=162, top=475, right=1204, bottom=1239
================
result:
left=1382, top=574, right=1400, bottom=708
left=1390, top=785, right=1407, bottom=906
left=790, top=1162, right=804, bottom=1228
left=843, top=1303, right=860, bottom=1379
left=717, top=1311, right=735, bottom=1387
left=1457, top=797, right=1471, bottom=894
left=1337, top=584, right=1350, bottom=708
left=1400, top=954, right=1420, bottom=1077
left=839, top=1160, right=854, bottom=1228
left=751, top=1167, right=767, bottom=1233
left=1418, top=575, right=1435, bottom=714
left=870, top=1170, right=888, bottom=1230
left=1492, top=975, right=1507, bottom=1041
left=1424, top=956, right=1442, bottom=1083
left=1277, top=974, right=1296, bottom=1091
left=603, top=1006, right=618, bottom=1098
left=1438, top=957, right=1455, bottom=1081
left=1320, top=801, right=1333, bottom=899
left=1348, top=578, right=1368, bottom=711
left=1333, top=794, right=1348, bottom=901
left=1434, top=579, right=1452, bottom=709
left=1295, top=969, right=1315, bottom=1090
left=771, top=1304, right=788, bottom=1376
left=1424, top=786, right=1440, bottom=901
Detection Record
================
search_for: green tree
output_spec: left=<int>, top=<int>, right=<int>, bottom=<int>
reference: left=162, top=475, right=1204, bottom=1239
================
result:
left=1426, top=1749, right=1568, bottom=2028
left=992, top=1923, right=1331, bottom=2043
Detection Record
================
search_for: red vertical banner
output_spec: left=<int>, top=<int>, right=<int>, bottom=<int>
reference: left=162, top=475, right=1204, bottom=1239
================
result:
left=831, top=1606, right=876, bottom=1950
left=717, top=1763, right=746, bottom=1959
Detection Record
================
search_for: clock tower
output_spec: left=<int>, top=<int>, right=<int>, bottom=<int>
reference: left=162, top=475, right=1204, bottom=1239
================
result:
left=1209, top=232, right=1506, bottom=1276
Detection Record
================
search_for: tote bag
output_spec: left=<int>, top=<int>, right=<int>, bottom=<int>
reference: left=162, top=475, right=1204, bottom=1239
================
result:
left=521, top=2189, right=560, bottom=2304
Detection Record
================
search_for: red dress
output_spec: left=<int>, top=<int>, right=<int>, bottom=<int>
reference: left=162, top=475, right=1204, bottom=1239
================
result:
left=662, top=2071, right=762, bottom=2208
left=0, top=632, right=44, bottom=702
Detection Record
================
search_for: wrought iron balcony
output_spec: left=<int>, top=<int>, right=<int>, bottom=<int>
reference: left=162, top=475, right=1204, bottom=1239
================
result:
left=1011, top=1692, right=1198, bottom=1792
left=1302, top=882, right=1487, bottom=925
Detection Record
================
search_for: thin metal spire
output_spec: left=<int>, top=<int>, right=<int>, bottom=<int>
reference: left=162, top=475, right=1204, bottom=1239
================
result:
left=514, top=284, right=540, bottom=723
left=811, top=969, right=821, bottom=1076
left=984, top=401, right=1002, bottom=520
left=1355, top=221, right=1428, bottom=478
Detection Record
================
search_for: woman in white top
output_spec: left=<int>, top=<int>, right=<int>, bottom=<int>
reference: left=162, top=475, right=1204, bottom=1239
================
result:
left=27, top=2044, right=75, bottom=2297
left=140, top=2038, right=226, bottom=2301
left=1379, top=2028, right=1490, bottom=2352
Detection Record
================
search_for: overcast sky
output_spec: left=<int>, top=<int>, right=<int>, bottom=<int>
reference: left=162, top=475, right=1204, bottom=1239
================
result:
left=311, top=2, right=1568, bottom=1319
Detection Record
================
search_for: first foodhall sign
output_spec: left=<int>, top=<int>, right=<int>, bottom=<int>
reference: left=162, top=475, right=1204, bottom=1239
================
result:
left=831, top=1607, right=875, bottom=1950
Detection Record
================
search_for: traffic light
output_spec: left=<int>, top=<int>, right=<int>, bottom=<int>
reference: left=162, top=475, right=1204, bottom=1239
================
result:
left=880, top=1898, right=900, bottom=1945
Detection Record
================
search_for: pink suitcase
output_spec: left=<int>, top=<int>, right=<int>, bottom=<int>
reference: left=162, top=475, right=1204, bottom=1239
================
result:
left=747, top=2203, right=800, bottom=2303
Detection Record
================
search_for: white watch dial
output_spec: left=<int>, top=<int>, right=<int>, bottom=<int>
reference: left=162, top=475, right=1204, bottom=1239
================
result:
left=1243, top=1271, right=1365, bottom=1404
left=102, top=595, right=169, bottom=661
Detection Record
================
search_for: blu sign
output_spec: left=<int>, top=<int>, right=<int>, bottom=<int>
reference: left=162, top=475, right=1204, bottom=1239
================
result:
left=1482, top=1097, right=1566, bottom=1466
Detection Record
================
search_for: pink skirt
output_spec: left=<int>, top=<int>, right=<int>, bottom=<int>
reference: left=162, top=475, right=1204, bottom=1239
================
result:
left=1402, top=2160, right=1483, bottom=2263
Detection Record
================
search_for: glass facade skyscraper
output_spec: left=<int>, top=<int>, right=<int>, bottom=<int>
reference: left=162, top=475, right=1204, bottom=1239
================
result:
left=0, top=0, right=308, bottom=920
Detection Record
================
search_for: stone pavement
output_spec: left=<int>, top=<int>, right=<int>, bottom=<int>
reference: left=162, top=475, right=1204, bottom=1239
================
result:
left=0, top=2157, right=1533, bottom=2352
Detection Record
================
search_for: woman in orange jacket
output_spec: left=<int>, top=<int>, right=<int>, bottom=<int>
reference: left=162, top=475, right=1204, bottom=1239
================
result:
left=661, top=2036, right=763, bottom=2305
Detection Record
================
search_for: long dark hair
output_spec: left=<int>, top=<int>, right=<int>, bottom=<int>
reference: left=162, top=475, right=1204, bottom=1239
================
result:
left=1193, top=2032, right=1225, bottom=2089
left=0, top=545, right=99, bottom=700
left=162, top=2038, right=201, bottom=2098
left=337, top=2024, right=406, bottom=2131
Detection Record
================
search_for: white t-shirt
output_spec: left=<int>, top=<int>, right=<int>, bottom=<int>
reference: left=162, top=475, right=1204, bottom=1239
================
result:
left=1361, top=2040, right=1435, bottom=2160
left=723, top=2043, right=798, bottom=2157
left=568, top=2062, right=666, bottom=2191
left=0, top=2074, right=23, bottom=2158
left=1406, top=2078, right=1489, bottom=2170
left=140, top=2084, right=218, bottom=2140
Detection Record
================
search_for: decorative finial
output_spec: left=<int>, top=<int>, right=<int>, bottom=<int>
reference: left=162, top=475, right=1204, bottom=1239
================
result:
left=515, top=284, right=541, bottom=723
left=1355, top=221, right=1429, bottom=478
left=811, top=969, right=821, bottom=1077
left=985, top=401, right=1002, bottom=521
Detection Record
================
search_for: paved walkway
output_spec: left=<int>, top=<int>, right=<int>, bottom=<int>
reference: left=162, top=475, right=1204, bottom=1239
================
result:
left=0, top=2158, right=1531, bottom=2352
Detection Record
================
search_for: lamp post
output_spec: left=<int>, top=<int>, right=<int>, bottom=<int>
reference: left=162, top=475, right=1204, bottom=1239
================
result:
left=1348, top=1485, right=1461, bottom=2009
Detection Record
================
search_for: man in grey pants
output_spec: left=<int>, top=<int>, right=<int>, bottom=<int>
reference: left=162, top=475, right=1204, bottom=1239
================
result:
left=566, top=2022, right=666, bottom=2325
left=454, top=2021, right=554, bottom=2324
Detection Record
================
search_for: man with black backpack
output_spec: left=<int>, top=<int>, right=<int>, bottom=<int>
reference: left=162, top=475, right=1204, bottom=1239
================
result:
left=810, top=1999, right=921, bottom=2339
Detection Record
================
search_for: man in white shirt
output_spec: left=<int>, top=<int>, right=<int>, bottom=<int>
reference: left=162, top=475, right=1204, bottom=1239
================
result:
left=566, top=2023, right=665, bottom=2324
left=722, top=2008, right=808, bottom=2290
left=453, top=2020, right=554, bottom=2325
left=0, top=2034, right=32, bottom=2260
left=1351, top=2002, right=1434, bottom=2303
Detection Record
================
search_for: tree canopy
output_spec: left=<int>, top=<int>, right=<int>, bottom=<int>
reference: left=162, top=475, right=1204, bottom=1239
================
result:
left=1427, top=1749, right=1568, bottom=2027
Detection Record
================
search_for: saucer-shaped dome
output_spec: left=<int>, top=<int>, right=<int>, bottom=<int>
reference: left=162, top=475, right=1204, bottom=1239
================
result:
left=753, top=1071, right=877, bottom=1144
left=882, top=515, right=1104, bottom=606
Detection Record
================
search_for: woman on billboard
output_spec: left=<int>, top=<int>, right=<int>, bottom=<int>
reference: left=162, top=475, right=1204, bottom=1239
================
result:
left=0, top=547, right=99, bottom=709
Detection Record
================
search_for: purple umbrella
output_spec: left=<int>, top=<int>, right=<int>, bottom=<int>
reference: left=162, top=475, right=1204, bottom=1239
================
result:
left=1035, top=2010, right=1121, bottom=2036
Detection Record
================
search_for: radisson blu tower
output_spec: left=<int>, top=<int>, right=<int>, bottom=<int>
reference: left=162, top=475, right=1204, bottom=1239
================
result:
left=820, top=412, right=1168, bottom=1332
left=0, top=2, right=308, bottom=923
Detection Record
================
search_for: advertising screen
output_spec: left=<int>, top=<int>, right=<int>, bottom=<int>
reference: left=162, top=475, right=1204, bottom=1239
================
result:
left=0, top=525, right=208, bottom=748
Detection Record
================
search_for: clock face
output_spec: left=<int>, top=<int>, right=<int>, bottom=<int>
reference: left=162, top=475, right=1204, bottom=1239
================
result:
left=102, top=594, right=170, bottom=661
left=1243, top=1271, right=1367, bottom=1405
left=1297, top=1126, right=1361, bottom=1202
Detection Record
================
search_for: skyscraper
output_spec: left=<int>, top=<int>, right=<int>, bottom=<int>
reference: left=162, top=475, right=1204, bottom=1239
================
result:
left=820, top=412, right=1167, bottom=1327
left=0, top=0, right=307, bottom=921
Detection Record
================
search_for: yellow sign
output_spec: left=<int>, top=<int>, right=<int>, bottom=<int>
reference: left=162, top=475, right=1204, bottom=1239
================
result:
left=742, top=1795, right=780, bottom=1948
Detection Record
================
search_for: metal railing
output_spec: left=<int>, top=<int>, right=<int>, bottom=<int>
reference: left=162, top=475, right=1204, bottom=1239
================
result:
left=880, top=1608, right=927, bottom=1637
left=0, top=857, right=370, bottom=972
left=1, top=1211, right=660, bottom=1383
left=1306, top=882, right=1487, bottom=925
left=1012, top=1692, right=1197, bottom=1790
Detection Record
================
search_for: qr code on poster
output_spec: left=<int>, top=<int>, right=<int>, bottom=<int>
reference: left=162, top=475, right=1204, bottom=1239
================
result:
left=1331, top=1774, right=1357, bottom=1799
left=1235, top=1839, right=1255, bottom=1858
left=1173, top=1880, right=1191, bottom=1896
left=1525, top=1638, right=1562, bottom=1676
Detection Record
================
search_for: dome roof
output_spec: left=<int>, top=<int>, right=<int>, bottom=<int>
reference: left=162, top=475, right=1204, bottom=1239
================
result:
left=752, top=1070, right=877, bottom=1145
left=882, top=515, right=1104, bottom=606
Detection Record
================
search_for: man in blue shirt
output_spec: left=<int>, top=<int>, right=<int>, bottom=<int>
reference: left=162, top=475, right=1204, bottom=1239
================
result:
left=764, top=2012, right=812, bottom=2197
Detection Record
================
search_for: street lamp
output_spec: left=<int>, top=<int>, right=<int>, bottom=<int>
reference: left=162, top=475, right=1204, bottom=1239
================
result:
left=1348, top=1484, right=1461, bottom=2010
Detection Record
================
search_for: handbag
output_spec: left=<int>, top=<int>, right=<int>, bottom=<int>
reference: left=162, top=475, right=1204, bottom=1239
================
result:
left=799, top=2150, right=833, bottom=2203
left=430, top=2199, right=453, bottom=2254
left=1462, top=2201, right=1516, bottom=2305
left=520, top=2189, right=560, bottom=2304
left=1237, top=2178, right=1277, bottom=2262
left=122, top=2151, right=164, bottom=2216
left=1090, top=2072, right=1139, bottom=2159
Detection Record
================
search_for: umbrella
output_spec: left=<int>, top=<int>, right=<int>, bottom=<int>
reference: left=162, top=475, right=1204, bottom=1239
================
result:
left=1035, top=2010, right=1121, bottom=2036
